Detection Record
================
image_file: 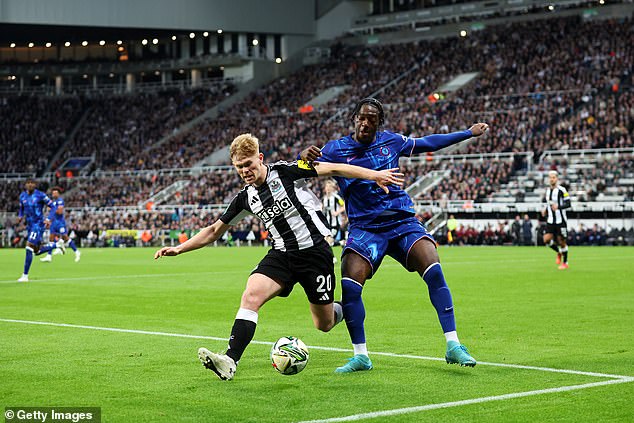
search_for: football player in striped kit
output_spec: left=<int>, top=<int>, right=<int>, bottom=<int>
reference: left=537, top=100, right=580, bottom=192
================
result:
left=542, top=170, right=571, bottom=270
left=154, top=133, right=404, bottom=380
left=322, top=179, right=346, bottom=245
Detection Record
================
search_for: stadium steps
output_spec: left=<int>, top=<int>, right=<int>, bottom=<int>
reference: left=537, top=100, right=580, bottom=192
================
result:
left=43, top=106, right=93, bottom=175
left=436, top=72, right=480, bottom=93
left=407, top=169, right=451, bottom=199
left=304, top=85, right=352, bottom=109
left=425, top=212, right=447, bottom=235
left=140, top=179, right=191, bottom=207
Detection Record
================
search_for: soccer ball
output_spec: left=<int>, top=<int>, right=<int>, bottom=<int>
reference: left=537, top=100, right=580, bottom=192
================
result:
left=270, top=336, right=309, bottom=375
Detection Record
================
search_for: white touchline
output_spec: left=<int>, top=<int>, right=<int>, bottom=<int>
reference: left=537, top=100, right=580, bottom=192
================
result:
left=0, top=270, right=244, bottom=284
left=296, top=378, right=634, bottom=423
left=0, top=318, right=631, bottom=380
left=1, top=318, right=632, bottom=422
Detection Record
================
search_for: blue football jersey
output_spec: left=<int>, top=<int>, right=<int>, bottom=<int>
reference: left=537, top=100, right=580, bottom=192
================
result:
left=318, top=130, right=419, bottom=228
left=49, top=198, right=66, bottom=223
left=19, top=189, right=53, bottom=226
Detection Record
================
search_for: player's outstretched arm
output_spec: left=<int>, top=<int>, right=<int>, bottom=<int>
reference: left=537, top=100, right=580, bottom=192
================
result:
left=313, top=162, right=404, bottom=193
left=412, top=122, right=489, bottom=154
left=154, top=220, right=230, bottom=259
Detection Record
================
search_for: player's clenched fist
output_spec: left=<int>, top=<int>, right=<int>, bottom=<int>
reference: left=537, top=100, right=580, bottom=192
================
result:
left=154, top=247, right=180, bottom=259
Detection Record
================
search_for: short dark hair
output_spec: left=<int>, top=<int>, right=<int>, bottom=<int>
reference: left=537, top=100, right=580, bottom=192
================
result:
left=52, top=186, right=63, bottom=193
left=350, top=97, right=385, bottom=126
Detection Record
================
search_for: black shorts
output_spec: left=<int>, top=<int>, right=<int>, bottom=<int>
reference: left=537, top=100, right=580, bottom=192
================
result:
left=545, top=223, right=568, bottom=239
left=251, top=243, right=335, bottom=305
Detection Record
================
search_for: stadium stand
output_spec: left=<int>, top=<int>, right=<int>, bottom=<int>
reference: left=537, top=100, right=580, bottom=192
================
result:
left=2, top=12, right=633, bottom=247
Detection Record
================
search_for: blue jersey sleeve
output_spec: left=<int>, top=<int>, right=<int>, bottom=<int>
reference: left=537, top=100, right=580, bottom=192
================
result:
left=48, top=198, right=65, bottom=221
left=405, top=130, right=473, bottom=155
left=18, top=193, right=24, bottom=218
left=48, top=201, right=57, bottom=221
left=42, top=193, right=53, bottom=220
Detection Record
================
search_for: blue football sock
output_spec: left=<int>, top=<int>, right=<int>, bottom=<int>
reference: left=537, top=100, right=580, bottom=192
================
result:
left=422, top=263, right=456, bottom=333
left=24, top=247, right=34, bottom=274
left=68, top=240, right=77, bottom=252
left=341, top=277, right=366, bottom=344
left=37, top=242, right=56, bottom=255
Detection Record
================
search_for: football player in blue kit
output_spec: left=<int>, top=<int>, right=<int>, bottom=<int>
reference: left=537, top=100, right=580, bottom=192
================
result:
left=40, top=187, right=81, bottom=263
left=301, top=98, right=489, bottom=372
left=17, top=179, right=66, bottom=282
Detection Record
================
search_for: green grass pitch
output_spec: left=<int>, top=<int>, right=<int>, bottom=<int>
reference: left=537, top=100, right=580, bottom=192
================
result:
left=1, top=246, right=633, bottom=422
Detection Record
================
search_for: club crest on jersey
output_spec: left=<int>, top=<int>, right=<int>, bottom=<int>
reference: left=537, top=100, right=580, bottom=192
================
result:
left=379, top=146, right=390, bottom=156
left=256, top=198, right=292, bottom=222
left=270, top=180, right=283, bottom=193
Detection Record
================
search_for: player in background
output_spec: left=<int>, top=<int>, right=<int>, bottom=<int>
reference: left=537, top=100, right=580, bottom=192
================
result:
left=41, top=187, right=81, bottom=263
left=322, top=179, right=346, bottom=245
left=541, top=170, right=571, bottom=270
left=17, top=179, right=66, bottom=282
left=300, top=97, right=489, bottom=372
left=154, top=133, right=404, bottom=381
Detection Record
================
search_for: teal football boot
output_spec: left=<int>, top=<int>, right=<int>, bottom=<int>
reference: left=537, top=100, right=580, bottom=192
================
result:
left=335, top=354, right=373, bottom=373
left=445, top=341, right=476, bottom=367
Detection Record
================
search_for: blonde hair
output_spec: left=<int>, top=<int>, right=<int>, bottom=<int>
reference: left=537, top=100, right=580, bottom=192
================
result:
left=324, top=179, right=338, bottom=189
left=230, top=133, right=259, bottom=161
left=548, top=170, right=558, bottom=178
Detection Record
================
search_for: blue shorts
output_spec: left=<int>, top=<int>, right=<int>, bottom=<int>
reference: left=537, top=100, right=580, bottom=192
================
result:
left=26, top=223, right=45, bottom=246
left=50, top=221, right=68, bottom=236
left=344, top=217, right=435, bottom=278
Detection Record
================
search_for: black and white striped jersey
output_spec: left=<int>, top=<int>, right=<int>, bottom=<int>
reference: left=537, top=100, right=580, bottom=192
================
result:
left=322, top=193, right=344, bottom=228
left=544, top=184, right=571, bottom=225
left=219, top=161, right=331, bottom=252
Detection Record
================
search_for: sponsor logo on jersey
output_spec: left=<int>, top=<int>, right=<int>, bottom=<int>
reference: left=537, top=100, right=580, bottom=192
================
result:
left=256, top=198, right=293, bottom=222
left=250, top=195, right=260, bottom=205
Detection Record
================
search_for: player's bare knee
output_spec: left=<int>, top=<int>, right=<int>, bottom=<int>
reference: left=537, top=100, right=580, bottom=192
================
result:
left=240, top=290, right=265, bottom=311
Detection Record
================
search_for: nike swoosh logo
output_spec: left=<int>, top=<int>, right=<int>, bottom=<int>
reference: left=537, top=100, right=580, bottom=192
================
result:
left=444, top=307, right=454, bottom=312
left=346, top=156, right=356, bottom=163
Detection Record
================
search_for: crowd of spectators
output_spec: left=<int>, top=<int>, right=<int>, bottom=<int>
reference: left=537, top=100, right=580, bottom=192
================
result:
left=53, top=83, right=236, bottom=171
left=3, top=207, right=271, bottom=249
left=2, top=15, right=633, bottom=241
left=2, top=150, right=631, bottom=215
left=4, top=204, right=631, bottom=248
left=0, top=95, right=84, bottom=174
left=147, top=15, right=632, bottom=172
left=437, top=219, right=633, bottom=247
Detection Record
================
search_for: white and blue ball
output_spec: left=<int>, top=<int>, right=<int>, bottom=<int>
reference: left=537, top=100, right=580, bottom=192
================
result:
left=270, top=336, right=309, bottom=375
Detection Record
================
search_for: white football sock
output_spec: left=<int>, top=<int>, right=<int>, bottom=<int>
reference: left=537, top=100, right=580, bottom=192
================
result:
left=444, top=331, right=460, bottom=343
left=353, top=343, right=368, bottom=356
